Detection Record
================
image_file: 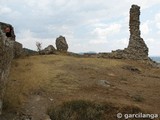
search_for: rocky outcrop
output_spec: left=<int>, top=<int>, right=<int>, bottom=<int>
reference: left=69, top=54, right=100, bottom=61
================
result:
left=0, top=22, right=16, bottom=41
left=0, top=30, right=13, bottom=115
left=56, top=36, right=68, bottom=52
left=41, top=45, right=56, bottom=55
left=98, top=5, right=149, bottom=60
left=0, top=22, right=22, bottom=115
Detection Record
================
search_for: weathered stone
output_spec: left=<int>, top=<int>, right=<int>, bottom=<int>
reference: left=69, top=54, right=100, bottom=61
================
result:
left=98, top=5, right=149, bottom=60
left=122, top=65, right=141, bottom=73
left=0, top=22, right=15, bottom=41
left=0, top=22, right=22, bottom=115
left=125, top=5, right=148, bottom=59
left=55, top=36, right=68, bottom=52
left=13, top=41, right=23, bottom=58
left=0, top=31, right=13, bottom=115
left=41, top=45, right=56, bottom=55
left=98, top=80, right=111, bottom=87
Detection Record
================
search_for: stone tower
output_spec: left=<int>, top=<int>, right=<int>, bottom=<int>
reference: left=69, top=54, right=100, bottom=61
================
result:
left=126, top=5, right=149, bottom=59
left=100, top=5, right=149, bottom=60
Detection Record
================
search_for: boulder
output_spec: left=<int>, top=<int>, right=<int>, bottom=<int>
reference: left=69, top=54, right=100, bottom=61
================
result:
left=41, top=45, right=56, bottom=55
left=55, top=36, right=68, bottom=52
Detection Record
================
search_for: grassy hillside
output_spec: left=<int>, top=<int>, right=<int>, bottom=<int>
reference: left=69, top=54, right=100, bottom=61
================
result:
left=3, top=54, right=160, bottom=119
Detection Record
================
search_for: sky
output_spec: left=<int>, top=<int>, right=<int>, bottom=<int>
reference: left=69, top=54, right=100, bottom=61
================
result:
left=0, top=0, right=160, bottom=56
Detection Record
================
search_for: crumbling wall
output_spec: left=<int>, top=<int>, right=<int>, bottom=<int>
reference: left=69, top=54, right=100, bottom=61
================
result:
left=99, top=5, right=149, bottom=60
left=0, top=22, right=22, bottom=115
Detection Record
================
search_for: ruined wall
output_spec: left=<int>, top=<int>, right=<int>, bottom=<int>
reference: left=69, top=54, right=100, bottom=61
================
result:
left=0, top=22, right=22, bottom=115
left=124, top=5, right=148, bottom=59
left=99, top=5, right=149, bottom=60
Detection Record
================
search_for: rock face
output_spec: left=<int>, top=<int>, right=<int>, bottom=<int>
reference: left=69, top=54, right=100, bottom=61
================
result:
left=41, top=45, right=56, bottom=54
left=0, top=22, right=16, bottom=41
left=13, top=41, right=23, bottom=58
left=0, top=22, right=22, bottom=115
left=56, top=36, right=68, bottom=52
left=99, top=5, right=149, bottom=60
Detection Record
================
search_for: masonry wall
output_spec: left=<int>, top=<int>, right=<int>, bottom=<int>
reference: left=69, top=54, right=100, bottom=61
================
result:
left=98, top=5, right=149, bottom=60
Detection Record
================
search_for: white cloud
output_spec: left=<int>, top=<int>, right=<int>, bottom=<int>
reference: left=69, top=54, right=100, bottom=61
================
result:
left=155, top=13, right=160, bottom=29
left=141, top=21, right=150, bottom=35
left=89, top=39, right=108, bottom=44
left=126, top=0, right=160, bottom=9
left=89, top=23, right=121, bottom=45
left=0, top=5, right=12, bottom=14
left=17, top=29, right=55, bottom=50
left=92, top=23, right=121, bottom=38
left=1, top=0, right=160, bottom=55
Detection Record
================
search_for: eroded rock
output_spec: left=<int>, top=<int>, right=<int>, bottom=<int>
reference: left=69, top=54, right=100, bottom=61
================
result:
left=56, top=36, right=68, bottom=52
left=0, top=22, right=22, bottom=115
left=41, top=45, right=56, bottom=55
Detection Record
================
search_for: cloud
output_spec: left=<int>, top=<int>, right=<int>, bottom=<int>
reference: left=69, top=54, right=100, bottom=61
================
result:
left=155, top=13, right=160, bottom=29
left=141, top=21, right=150, bottom=35
left=0, top=5, right=12, bottom=14
left=89, top=40, right=108, bottom=44
left=91, top=23, right=121, bottom=42
left=1, top=0, right=160, bottom=55
left=17, top=29, right=55, bottom=50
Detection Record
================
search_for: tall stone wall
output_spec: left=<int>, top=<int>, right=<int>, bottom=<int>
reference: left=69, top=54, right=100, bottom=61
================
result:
left=0, top=22, right=22, bottom=115
left=99, top=5, right=149, bottom=60
left=126, top=5, right=148, bottom=59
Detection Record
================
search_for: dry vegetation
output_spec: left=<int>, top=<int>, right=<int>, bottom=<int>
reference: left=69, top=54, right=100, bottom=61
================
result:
left=3, top=54, right=160, bottom=119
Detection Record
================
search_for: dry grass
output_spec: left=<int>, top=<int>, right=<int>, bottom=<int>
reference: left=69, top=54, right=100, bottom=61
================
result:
left=3, top=54, right=160, bottom=116
left=48, top=100, right=145, bottom=120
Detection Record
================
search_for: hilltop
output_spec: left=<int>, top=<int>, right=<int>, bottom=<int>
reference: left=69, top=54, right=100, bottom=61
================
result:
left=1, top=54, right=160, bottom=119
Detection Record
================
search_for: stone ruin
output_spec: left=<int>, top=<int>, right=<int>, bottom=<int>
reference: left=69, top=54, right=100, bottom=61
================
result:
left=0, top=22, right=23, bottom=115
left=99, top=5, right=149, bottom=60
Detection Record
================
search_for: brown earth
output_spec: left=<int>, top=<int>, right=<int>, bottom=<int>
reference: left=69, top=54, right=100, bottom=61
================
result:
left=1, top=54, right=160, bottom=120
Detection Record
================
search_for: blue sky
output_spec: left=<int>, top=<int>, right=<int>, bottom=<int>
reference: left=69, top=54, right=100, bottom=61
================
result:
left=1, top=0, right=160, bottom=56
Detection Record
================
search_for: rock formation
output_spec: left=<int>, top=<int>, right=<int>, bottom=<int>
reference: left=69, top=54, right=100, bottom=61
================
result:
left=56, top=36, right=68, bottom=52
left=41, top=45, right=56, bottom=54
left=99, top=5, right=149, bottom=60
left=0, top=22, right=22, bottom=115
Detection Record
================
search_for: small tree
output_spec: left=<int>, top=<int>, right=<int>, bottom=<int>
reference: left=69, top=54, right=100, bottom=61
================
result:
left=36, top=42, right=42, bottom=54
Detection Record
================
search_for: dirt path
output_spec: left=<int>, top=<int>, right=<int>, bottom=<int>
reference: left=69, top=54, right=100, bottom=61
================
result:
left=20, top=95, right=51, bottom=120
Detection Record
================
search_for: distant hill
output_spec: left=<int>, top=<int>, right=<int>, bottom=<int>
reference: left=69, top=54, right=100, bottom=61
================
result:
left=78, top=51, right=97, bottom=55
left=23, top=48, right=38, bottom=55
left=150, top=56, right=160, bottom=63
